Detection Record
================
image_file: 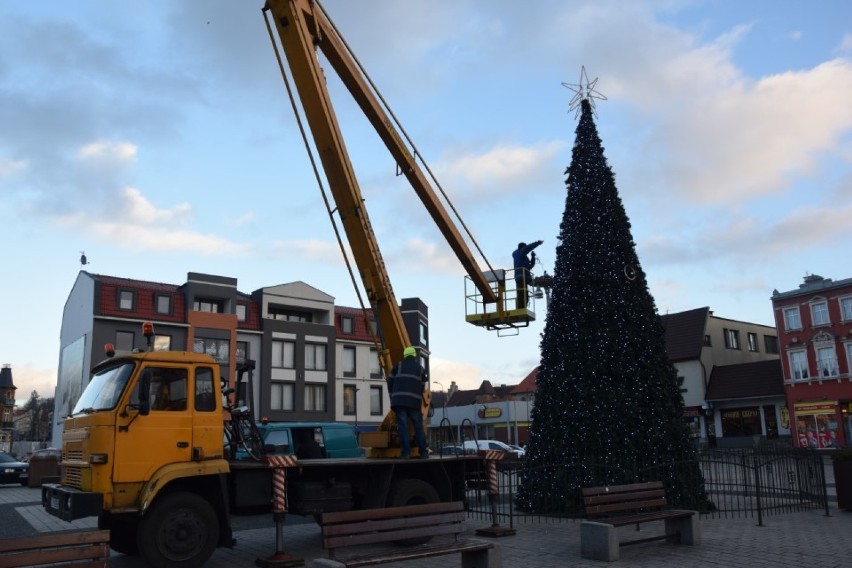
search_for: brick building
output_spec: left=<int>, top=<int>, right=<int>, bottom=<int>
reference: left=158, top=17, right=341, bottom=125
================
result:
left=771, top=274, right=852, bottom=449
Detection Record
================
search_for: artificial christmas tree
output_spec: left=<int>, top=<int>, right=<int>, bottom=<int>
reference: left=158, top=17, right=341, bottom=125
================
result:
left=516, top=82, right=709, bottom=514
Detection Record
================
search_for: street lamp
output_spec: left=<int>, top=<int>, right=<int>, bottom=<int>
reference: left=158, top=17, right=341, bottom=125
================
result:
left=432, top=381, right=446, bottom=447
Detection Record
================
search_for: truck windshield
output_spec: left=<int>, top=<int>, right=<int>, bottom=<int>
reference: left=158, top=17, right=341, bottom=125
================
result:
left=71, top=362, right=136, bottom=415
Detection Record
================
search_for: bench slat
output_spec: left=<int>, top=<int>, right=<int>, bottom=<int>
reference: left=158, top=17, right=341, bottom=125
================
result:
left=604, top=510, right=695, bottom=527
left=324, top=521, right=464, bottom=550
left=341, top=541, right=494, bottom=568
left=581, top=481, right=664, bottom=496
left=322, top=511, right=466, bottom=537
left=0, top=529, right=110, bottom=568
left=584, top=488, right=666, bottom=506
left=320, top=501, right=462, bottom=525
left=585, top=497, right=668, bottom=517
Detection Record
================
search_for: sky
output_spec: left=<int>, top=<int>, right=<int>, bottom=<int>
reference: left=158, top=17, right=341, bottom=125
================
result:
left=1, top=1, right=851, bottom=403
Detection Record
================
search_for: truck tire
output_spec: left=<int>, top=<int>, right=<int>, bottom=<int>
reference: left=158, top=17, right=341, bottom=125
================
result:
left=387, top=479, right=440, bottom=546
left=137, top=491, right=218, bottom=568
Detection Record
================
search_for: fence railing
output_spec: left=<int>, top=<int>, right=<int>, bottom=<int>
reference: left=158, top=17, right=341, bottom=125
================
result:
left=466, top=447, right=829, bottom=527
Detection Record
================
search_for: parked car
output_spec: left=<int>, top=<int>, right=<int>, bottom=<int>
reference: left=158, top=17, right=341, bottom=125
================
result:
left=462, top=440, right=525, bottom=458
left=439, top=445, right=465, bottom=456
left=0, top=452, right=29, bottom=485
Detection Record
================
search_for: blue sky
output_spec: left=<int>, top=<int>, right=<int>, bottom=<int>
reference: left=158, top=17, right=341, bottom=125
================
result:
left=1, top=1, right=851, bottom=401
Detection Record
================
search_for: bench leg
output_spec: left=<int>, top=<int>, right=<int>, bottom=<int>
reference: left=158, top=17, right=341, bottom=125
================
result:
left=461, top=543, right=501, bottom=568
left=580, top=521, right=619, bottom=561
left=664, top=513, right=702, bottom=546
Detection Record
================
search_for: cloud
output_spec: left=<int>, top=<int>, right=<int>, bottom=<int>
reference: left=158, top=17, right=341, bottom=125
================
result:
left=429, top=357, right=483, bottom=391
left=0, top=158, right=27, bottom=177
left=7, top=364, right=56, bottom=401
left=437, top=141, right=566, bottom=201
left=78, top=141, right=137, bottom=162
left=269, top=239, right=350, bottom=266
left=838, top=33, right=852, bottom=52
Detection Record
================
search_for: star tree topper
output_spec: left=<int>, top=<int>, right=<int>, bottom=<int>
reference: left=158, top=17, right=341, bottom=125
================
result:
left=562, top=65, right=607, bottom=118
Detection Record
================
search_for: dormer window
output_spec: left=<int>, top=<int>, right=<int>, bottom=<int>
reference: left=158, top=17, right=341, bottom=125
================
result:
left=341, top=316, right=354, bottom=334
left=118, top=290, right=135, bottom=311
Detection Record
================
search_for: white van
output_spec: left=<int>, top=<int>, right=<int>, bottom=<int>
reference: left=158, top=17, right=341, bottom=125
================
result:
left=462, top=440, right=525, bottom=458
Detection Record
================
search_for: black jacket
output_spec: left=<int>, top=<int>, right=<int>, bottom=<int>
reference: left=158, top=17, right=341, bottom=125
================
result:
left=389, top=357, right=427, bottom=410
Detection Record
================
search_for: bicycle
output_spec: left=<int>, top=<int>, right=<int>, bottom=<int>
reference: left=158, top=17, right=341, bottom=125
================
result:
left=222, top=362, right=266, bottom=461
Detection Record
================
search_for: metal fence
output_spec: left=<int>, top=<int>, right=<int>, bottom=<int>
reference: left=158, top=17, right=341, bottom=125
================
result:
left=466, top=447, right=829, bottom=527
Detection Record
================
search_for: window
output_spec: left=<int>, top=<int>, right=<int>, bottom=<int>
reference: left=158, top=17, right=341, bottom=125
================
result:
left=811, top=300, right=829, bottom=326
left=236, top=341, right=249, bottom=365
left=817, top=347, right=838, bottom=377
left=193, top=337, right=229, bottom=364
left=118, top=290, right=135, bottom=310
left=783, top=307, right=801, bottom=331
left=115, top=331, right=134, bottom=351
left=789, top=350, right=808, bottom=381
left=747, top=332, right=759, bottom=352
left=153, top=335, right=171, bottom=352
left=270, top=382, right=294, bottom=411
left=419, top=322, right=428, bottom=347
left=703, top=335, right=712, bottom=347
left=193, top=298, right=223, bottom=313
left=195, top=367, right=215, bottom=412
left=841, top=297, right=852, bottom=321
left=368, top=319, right=377, bottom=336
left=148, top=367, right=188, bottom=411
left=236, top=304, right=247, bottom=322
left=764, top=335, right=779, bottom=354
left=304, top=384, right=326, bottom=411
left=341, top=316, right=354, bottom=334
left=724, top=329, right=740, bottom=350
left=342, top=346, right=356, bottom=376
left=847, top=344, right=852, bottom=375
left=271, top=340, right=295, bottom=368
left=370, top=385, right=383, bottom=416
left=305, top=344, right=327, bottom=371
left=720, top=407, right=761, bottom=437
left=343, top=384, right=357, bottom=415
left=269, top=307, right=311, bottom=322
left=369, top=348, right=381, bottom=377
left=155, top=294, right=171, bottom=315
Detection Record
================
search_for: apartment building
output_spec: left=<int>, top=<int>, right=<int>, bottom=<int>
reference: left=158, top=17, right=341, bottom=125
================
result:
left=52, top=271, right=427, bottom=444
left=772, top=274, right=852, bottom=449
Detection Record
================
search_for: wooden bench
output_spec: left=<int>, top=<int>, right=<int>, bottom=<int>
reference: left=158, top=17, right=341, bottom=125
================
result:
left=0, top=529, right=110, bottom=567
left=580, top=481, right=700, bottom=561
left=313, top=501, right=500, bottom=568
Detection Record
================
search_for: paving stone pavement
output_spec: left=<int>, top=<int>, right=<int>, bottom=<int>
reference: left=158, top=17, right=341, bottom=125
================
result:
left=1, top=484, right=849, bottom=567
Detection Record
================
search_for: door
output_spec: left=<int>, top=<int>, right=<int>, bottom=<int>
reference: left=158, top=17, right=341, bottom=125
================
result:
left=114, top=365, right=192, bottom=483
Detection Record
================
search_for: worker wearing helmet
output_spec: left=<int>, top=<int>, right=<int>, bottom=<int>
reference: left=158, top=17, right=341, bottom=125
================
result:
left=389, top=346, right=429, bottom=459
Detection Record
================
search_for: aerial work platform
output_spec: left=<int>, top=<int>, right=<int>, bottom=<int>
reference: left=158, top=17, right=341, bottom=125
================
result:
left=464, top=269, right=550, bottom=334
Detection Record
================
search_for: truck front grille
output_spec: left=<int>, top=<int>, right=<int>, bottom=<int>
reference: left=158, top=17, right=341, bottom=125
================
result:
left=64, top=466, right=83, bottom=489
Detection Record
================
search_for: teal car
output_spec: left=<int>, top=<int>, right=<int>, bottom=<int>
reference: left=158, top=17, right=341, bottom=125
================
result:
left=251, top=422, right=362, bottom=460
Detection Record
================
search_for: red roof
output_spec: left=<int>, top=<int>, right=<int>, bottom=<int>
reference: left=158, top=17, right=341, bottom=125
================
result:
left=334, top=305, right=377, bottom=342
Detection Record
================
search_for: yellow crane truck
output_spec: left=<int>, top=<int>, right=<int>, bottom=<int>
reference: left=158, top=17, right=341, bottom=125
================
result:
left=43, top=343, right=478, bottom=566
left=44, top=1, right=540, bottom=565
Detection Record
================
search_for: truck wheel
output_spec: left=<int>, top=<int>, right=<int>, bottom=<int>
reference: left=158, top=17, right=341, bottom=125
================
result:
left=387, top=479, right=439, bottom=546
left=137, top=491, right=218, bottom=568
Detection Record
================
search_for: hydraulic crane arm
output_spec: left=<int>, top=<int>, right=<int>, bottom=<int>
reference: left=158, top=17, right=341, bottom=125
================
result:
left=263, top=0, right=500, bottom=372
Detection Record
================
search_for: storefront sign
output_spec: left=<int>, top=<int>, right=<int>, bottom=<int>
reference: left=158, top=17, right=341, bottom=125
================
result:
left=794, top=402, right=836, bottom=415
left=477, top=406, right=502, bottom=419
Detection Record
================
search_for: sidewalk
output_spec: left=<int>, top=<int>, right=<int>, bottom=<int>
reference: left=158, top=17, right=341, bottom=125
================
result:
left=1, top=485, right=849, bottom=567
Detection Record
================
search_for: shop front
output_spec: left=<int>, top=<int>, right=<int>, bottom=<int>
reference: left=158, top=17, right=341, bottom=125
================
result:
left=792, top=401, right=843, bottom=449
